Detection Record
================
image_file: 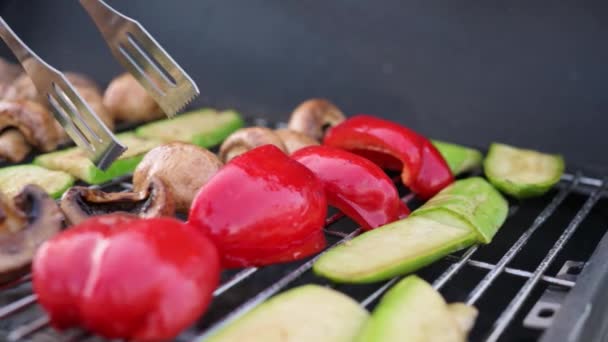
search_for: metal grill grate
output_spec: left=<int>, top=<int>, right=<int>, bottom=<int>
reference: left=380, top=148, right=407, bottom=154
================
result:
left=0, top=123, right=607, bottom=342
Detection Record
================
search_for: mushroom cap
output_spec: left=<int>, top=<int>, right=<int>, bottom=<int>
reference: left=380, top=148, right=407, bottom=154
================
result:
left=287, top=98, right=345, bottom=140
left=103, top=73, right=164, bottom=123
left=0, top=185, right=63, bottom=284
left=219, top=127, right=287, bottom=162
left=274, top=128, right=319, bottom=154
left=60, top=177, right=175, bottom=226
left=0, top=101, right=62, bottom=152
left=133, top=142, right=223, bottom=212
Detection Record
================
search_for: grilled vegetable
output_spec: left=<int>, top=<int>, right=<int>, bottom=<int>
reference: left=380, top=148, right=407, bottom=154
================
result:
left=33, top=215, right=221, bottom=342
left=207, top=285, right=368, bottom=342
left=0, top=101, right=64, bottom=161
left=314, top=216, right=476, bottom=283
left=34, top=133, right=160, bottom=184
left=0, top=129, right=31, bottom=162
left=287, top=98, right=345, bottom=140
left=133, top=142, right=223, bottom=212
left=292, top=145, right=409, bottom=230
left=432, top=139, right=483, bottom=175
left=7, top=73, right=114, bottom=135
left=313, top=178, right=507, bottom=283
left=274, top=128, right=319, bottom=154
left=412, top=177, right=508, bottom=244
left=484, top=142, right=565, bottom=198
left=0, top=165, right=74, bottom=199
left=324, top=115, right=453, bottom=199
left=60, top=177, right=175, bottom=225
left=136, top=108, right=244, bottom=148
left=188, top=145, right=327, bottom=268
left=219, top=127, right=286, bottom=162
left=356, top=276, right=470, bottom=342
left=448, top=303, right=479, bottom=334
left=0, top=185, right=63, bottom=284
left=103, top=73, right=163, bottom=123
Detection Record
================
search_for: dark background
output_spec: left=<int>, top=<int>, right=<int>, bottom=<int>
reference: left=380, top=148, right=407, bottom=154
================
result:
left=1, top=0, right=607, bottom=174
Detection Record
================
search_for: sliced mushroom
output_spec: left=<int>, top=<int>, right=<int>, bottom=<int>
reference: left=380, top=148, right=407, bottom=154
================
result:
left=287, top=98, right=345, bottom=140
left=103, top=73, right=164, bottom=123
left=0, top=185, right=63, bottom=283
left=0, top=129, right=32, bottom=162
left=0, top=101, right=62, bottom=153
left=219, top=127, right=287, bottom=162
left=60, top=177, right=175, bottom=226
left=274, top=128, right=320, bottom=154
left=133, top=142, right=223, bottom=212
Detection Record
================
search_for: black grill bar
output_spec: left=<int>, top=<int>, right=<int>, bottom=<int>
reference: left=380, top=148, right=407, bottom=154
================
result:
left=1, top=171, right=606, bottom=342
left=484, top=177, right=607, bottom=342
left=466, top=174, right=580, bottom=305
left=197, top=227, right=364, bottom=341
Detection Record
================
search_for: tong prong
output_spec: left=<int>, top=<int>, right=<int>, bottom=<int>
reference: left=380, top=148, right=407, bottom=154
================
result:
left=47, top=94, right=92, bottom=151
left=80, top=0, right=199, bottom=117
left=0, top=16, right=126, bottom=170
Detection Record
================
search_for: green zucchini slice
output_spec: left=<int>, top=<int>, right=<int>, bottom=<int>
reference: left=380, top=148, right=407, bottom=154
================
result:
left=313, top=216, right=477, bottom=283
left=356, top=276, right=467, bottom=342
left=206, top=285, right=368, bottom=342
left=432, top=139, right=483, bottom=175
left=0, top=164, right=74, bottom=199
left=136, top=108, right=244, bottom=148
left=484, top=142, right=564, bottom=199
left=34, top=133, right=160, bottom=184
left=412, top=177, right=509, bottom=244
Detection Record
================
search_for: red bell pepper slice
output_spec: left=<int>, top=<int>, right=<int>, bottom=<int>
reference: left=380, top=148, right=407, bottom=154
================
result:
left=32, top=214, right=220, bottom=341
left=292, top=145, right=409, bottom=230
left=324, top=115, right=453, bottom=199
left=189, top=144, right=327, bottom=268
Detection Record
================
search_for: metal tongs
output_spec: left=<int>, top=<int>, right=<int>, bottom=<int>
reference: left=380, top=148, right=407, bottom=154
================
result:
left=0, top=0, right=199, bottom=169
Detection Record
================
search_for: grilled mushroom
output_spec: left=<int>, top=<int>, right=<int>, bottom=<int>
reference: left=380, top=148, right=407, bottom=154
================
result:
left=103, top=73, right=163, bottom=123
left=287, top=98, right=345, bottom=140
left=60, top=177, right=175, bottom=226
left=5, top=72, right=113, bottom=137
left=133, top=142, right=223, bottom=212
left=0, top=129, right=31, bottom=162
left=274, top=128, right=319, bottom=154
left=219, top=127, right=287, bottom=162
left=0, top=58, right=22, bottom=84
left=0, top=185, right=63, bottom=283
left=0, top=58, right=22, bottom=99
left=0, top=101, right=62, bottom=154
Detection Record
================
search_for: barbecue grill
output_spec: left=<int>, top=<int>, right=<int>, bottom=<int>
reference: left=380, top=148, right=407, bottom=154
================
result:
left=2, top=1, right=608, bottom=341
left=0, top=116, right=607, bottom=341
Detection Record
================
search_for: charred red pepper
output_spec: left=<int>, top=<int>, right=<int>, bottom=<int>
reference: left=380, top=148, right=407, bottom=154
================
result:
left=324, top=115, right=453, bottom=199
left=189, top=144, right=327, bottom=268
left=33, top=214, right=220, bottom=342
left=292, top=145, right=409, bottom=230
